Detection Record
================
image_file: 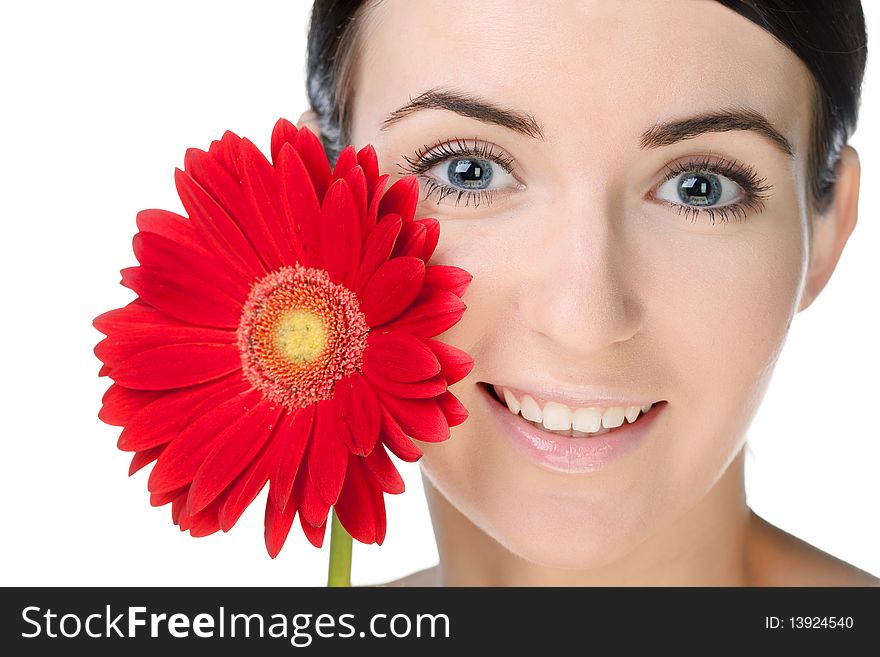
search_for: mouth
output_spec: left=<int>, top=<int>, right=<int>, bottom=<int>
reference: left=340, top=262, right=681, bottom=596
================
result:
left=477, top=381, right=667, bottom=474
left=481, top=381, right=664, bottom=437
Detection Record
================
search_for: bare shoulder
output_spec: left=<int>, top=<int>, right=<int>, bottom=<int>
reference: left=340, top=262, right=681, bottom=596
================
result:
left=365, top=565, right=440, bottom=587
left=749, top=512, right=880, bottom=587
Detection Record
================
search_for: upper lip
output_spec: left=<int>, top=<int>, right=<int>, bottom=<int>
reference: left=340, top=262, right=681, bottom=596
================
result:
left=483, top=380, right=662, bottom=409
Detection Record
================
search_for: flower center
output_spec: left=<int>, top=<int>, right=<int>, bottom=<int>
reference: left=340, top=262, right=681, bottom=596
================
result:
left=237, top=263, right=369, bottom=410
left=275, top=309, right=326, bottom=364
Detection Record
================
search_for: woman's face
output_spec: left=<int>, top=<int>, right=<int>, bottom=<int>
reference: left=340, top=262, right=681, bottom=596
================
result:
left=348, top=0, right=815, bottom=568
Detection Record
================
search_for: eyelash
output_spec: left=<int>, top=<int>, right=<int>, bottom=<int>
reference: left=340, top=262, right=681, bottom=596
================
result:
left=396, top=137, right=516, bottom=208
left=396, top=139, right=772, bottom=224
left=651, top=154, right=773, bottom=225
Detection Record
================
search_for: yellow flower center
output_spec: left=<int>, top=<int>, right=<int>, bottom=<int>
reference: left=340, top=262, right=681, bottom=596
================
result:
left=275, top=309, right=326, bottom=364
left=236, top=263, right=370, bottom=410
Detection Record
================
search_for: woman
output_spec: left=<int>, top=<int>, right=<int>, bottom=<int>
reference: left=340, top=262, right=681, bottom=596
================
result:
left=298, top=0, right=876, bottom=585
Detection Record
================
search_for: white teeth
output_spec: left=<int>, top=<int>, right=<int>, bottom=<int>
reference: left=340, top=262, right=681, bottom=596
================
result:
left=490, top=384, right=658, bottom=437
left=501, top=386, right=521, bottom=415
left=601, top=406, right=626, bottom=429
left=541, top=402, right=572, bottom=431
left=525, top=418, right=612, bottom=438
left=571, top=406, right=602, bottom=433
left=519, top=394, right=543, bottom=422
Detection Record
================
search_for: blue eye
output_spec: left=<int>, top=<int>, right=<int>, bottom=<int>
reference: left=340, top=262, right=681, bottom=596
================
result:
left=424, top=155, right=518, bottom=205
left=447, top=158, right=493, bottom=190
left=656, top=171, right=741, bottom=208
left=679, top=174, right=721, bottom=205
left=396, top=138, right=521, bottom=208
left=651, top=156, right=773, bottom=226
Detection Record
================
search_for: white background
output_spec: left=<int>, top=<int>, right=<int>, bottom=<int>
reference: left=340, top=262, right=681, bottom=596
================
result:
left=1, top=1, right=877, bottom=586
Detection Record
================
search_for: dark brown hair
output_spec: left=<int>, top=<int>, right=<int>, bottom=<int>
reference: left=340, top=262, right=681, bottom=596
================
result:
left=305, top=0, right=867, bottom=215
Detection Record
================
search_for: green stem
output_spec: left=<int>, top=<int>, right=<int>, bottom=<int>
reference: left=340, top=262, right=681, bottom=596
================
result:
left=326, top=508, right=352, bottom=587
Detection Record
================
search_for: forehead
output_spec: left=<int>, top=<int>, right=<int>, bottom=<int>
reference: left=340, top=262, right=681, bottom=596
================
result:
left=351, top=0, right=813, bottom=157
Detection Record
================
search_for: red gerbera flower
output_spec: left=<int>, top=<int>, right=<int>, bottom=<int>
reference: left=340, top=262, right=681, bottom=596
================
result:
left=93, top=118, right=474, bottom=558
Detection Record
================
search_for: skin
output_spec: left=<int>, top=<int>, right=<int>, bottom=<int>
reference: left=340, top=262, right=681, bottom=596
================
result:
left=300, top=0, right=876, bottom=586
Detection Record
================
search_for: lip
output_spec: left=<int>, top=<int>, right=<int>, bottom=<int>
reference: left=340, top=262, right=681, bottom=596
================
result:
left=478, top=383, right=666, bottom=475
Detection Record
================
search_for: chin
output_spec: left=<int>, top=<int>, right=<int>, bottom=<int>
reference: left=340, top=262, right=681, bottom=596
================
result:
left=420, top=442, right=666, bottom=572
left=488, top=488, right=661, bottom=571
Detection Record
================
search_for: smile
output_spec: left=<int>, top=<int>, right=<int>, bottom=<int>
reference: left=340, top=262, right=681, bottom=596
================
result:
left=479, top=382, right=667, bottom=474
left=486, top=383, right=655, bottom=438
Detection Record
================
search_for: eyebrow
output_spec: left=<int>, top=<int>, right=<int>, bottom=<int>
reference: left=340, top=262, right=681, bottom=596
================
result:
left=639, top=107, right=794, bottom=157
left=381, top=88, right=794, bottom=158
left=380, top=87, right=546, bottom=140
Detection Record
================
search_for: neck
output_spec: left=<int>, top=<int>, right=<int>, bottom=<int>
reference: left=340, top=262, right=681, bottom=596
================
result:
left=423, top=447, right=757, bottom=586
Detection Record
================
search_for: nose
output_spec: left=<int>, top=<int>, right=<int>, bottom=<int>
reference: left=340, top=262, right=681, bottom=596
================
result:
left=517, top=198, right=641, bottom=358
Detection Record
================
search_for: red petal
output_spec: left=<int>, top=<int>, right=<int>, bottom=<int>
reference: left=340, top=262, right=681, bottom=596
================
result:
left=218, top=436, right=275, bottom=532
left=363, top=369, right=447, bottom=399
left=357, top=144, right=380, bottom=198
left=307, top=400, right=348, bottom=506
left=181, top=496, right=223, bottom=537
left=424, top=338, right=474, bottom=385
left=132, top=231, right=249, bottom=301
left=363, top=443, right=405, bottom=494
left=270, top=404, right=315, bottom=512
left=111, top=342, right=241, bottom=390
left=296, top=462, right=330, bottom=528
left=187, top=397, right=283, bottom=515
left=136, top=209, right=210, bottom=257
left=373, top=489, right=387, bottom=545
left=212, top=130, right=244, bottom=179
left=118, top=373, right=248, bottom=451
left=378, top=403, right=423, bottom=462
left=390, top=221, right=426, bottom=259
left=270, top=117, right=299, bottom=165
left=417, top=217, right=441, bottom=261
left=377, top=287, right=466, bottom=338
left=334, top=455, right=380, bottom=544
left=237, top=137, right=293, bottom=269
left=129, top=445, right=165, bottom=476
left=360, top=256, right=425, bottom=326
left=95, top=325, right=235, bottom=369
left=373, top=389, right=450, bottom=443
left=183, top=147, right=251, bottom=239
left=365, top=174, right=390, bottom=234
left=151, top=484, right=186, bottom=506
left=174, top=167, right=265, bottom=280
left=332, top=374, right=380, bottom=456
left=265, top=493, right=297, bottom=558
left=293, top=126, right=332, bottom=201
left=435, top=390, right=469, bottom=427
left=331, top=145, right=358, bottom=179
left=377, top=176, right=419, bottom=224
left=99, top=384, right=161, bottom=426
left=424, top=264, right=473, bottom=298
left=352, top=213, right=403, bottom=294
left=276, top=142, right=321, bottom=268
left=363, top=330, right=441, bottom=382
left=93, top=299, right=188, bottom=335
left=147, top=389, right=261, bottom=494
left=120, top=266, right=242, bottom=329
left=168, top=489, right=187, bottom=526
left=320, top=179, right=361, bottom=288
left=343, top=166, right=369, bottom=238
left=299, top=512, right=326, bottom=548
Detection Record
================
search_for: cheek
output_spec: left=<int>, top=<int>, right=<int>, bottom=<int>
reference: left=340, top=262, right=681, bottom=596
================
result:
left=645, top=214, right=807, bottom=482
